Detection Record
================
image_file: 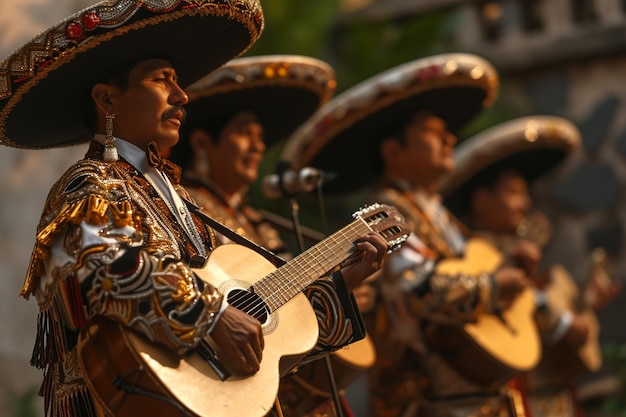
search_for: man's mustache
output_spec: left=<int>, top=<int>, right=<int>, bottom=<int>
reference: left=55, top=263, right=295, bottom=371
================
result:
left=162, top=106, right=187, bottom=123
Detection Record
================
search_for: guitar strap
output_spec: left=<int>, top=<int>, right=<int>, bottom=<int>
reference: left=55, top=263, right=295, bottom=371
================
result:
left=183, top=198, right=287, bottom=268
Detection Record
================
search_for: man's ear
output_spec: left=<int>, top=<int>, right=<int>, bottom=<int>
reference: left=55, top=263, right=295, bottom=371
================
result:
left=189, top=128, right=212, bottom=152
left=91, top=83, right=117, bottom=115
left=379, top=137, right=402, bottom=164
left=471, top=188, right=491, bottom=217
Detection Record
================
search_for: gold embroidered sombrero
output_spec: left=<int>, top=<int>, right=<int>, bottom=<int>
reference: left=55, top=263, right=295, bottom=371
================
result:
left=0, top=0, right=264, bottom=149
left=170, top=55, right=336, bottom=166
left=440, top=115, right=581, bottom=219
left=278, top=53, right=499, bottom=194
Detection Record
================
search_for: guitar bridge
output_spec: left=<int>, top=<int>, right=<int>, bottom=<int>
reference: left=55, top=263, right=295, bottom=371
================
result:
left=197, top=340, right=231, bottom=381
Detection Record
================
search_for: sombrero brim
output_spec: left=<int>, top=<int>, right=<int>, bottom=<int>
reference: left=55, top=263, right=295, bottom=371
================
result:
left=440, top=115, right=581, bottom=219
left=182, top=55, right=336, bottom=148
left=0, top=0, right=263, bottom=149
left=278, top=53, right=499, bottom=194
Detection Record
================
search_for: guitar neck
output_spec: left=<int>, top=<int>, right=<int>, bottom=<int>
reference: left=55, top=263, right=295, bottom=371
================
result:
left=252, top=218, right=371, bottom=312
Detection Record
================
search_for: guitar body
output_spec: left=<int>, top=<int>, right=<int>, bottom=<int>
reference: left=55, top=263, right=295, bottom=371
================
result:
left=332, top=333, right=377, bottom=373
left=430, top=238, right=541, bottom=386
left=78, top=203, right=409, bottom=417
left=80, top=244, right=318, bottom=417
left=541, top=264, right=602, bottom=378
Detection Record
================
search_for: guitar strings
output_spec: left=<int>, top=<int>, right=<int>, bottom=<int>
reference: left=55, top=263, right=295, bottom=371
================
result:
left=242, top=220, right=373, bottom=317
left=225, top=208, right=401, bottom=320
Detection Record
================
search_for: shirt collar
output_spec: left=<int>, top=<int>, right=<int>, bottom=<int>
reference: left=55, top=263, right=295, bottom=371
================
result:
left=93, top=134, right=150, bottom=173
left=387, top=177, right=442, bottom=204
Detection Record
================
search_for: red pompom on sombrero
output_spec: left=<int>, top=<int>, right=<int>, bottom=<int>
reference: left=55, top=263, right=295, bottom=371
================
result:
left=0, top=0, right=264, bottom=150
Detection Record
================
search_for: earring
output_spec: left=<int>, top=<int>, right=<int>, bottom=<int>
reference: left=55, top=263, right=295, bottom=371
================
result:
left=104, top=113, right=118, bottom=162
left=195, top=149, right=210, bottom=178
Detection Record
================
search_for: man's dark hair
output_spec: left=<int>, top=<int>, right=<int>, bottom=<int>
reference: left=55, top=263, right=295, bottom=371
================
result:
left=372, top=109, right=436, bottom=171
left=168, top=111, right=233, bottom=170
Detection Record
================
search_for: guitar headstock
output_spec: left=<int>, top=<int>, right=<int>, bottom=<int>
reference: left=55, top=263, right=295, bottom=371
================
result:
left=353, top=203, right=410, bottom=252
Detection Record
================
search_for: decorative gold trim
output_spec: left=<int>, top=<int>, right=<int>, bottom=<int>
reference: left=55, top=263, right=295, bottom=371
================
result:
left=0, top=0, right=264, bottom=149
left=281, top=53, right=499, bottom=169
left=439, top=115, right=582, bottom=198
left=186, top=55, right=337, bottom=107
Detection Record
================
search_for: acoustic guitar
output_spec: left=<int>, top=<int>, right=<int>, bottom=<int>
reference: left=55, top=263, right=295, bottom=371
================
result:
left=429, top=237, right=541, bottom=387
left=78, top=203, right=408, bottom=417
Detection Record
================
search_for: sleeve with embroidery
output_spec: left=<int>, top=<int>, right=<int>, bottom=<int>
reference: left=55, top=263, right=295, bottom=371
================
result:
left=298, top=272, right=366, bottom=363
left=369, top=188, right=495, bottom=322
left=533, top=265, right=577, bottom=345
left=383, top=231, right=495, bottom=323
left=21, top=161, right=223, bottom=371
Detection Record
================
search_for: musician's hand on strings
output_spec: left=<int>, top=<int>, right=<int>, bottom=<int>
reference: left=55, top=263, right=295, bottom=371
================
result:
left=494, top=266, right=531, bottom=310
left=510, top=240, right=541, bottom=277
left=211, top=306, right=264, bottom=376
left=562, top=314, right=590, bottom=348
left=340, top=232, right=388, bottom=293
left=584, top=265, right=621, bottom=311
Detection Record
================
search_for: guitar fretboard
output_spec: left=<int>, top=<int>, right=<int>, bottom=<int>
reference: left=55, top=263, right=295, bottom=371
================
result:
left=253, top=218, right=371, bottom=312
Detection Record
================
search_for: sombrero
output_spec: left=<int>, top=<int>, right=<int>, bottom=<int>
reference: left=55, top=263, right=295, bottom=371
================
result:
left=180, top=54, right=336, bottom=148
left=278, top=53, right=499, bottom=194
left=0, top=0, right=264, bottom=149
left=440, top=115, right=581, bottom=219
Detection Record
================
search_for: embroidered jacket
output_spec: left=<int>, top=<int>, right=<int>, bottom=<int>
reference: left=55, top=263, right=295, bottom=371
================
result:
left=22, top=141, right=364, bottom=417
left=365, top=180, right=517, bottom=417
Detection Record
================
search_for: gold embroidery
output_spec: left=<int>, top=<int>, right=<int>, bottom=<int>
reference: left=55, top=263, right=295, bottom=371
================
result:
left=85, top=195, right=109, bottom=225
left=109, top=200, right=134, bottom=228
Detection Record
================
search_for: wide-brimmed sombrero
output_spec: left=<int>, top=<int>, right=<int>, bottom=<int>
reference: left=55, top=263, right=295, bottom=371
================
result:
left=440, top=115, right=581, bottom=219
left=0, top=0, right=264, bottom=149
left=278, top=53, right=499, bottom=194
left=180, top=55, right=336, bottom=148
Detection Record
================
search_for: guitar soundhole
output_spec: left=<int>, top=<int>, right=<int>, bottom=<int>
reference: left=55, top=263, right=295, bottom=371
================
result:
left=227, top=289, right=269, bottom=324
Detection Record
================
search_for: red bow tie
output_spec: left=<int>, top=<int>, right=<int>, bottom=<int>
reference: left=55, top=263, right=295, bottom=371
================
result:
left=146, top=142, right=182, bottom=185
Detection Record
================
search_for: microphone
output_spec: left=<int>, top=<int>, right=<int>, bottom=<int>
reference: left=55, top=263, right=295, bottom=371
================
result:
left=262, top=167, right=324, bottom=199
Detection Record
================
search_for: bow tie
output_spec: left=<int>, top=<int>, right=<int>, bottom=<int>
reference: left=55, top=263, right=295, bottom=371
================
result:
left=146, top=141, right=182, bottom=185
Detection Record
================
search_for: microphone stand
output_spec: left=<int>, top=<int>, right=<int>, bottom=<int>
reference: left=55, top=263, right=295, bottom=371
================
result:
left=286, top=196, right=346, bottom=417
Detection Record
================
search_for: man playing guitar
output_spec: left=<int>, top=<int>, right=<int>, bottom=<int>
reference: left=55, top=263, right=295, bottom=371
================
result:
left=441, top=115, right=621, bottom=417
left=279, top=53, right=538, bottom=417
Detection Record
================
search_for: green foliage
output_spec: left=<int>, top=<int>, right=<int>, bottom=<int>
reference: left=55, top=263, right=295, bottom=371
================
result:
left=601, top=343, right=626, bottom=415
left=247, top=0, right=341, bottom=58
left=7, top=387, right=38, bottom=417
left=247, top=1, right=454, bottom=91
left=330, top=10, right=454, bottom=89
